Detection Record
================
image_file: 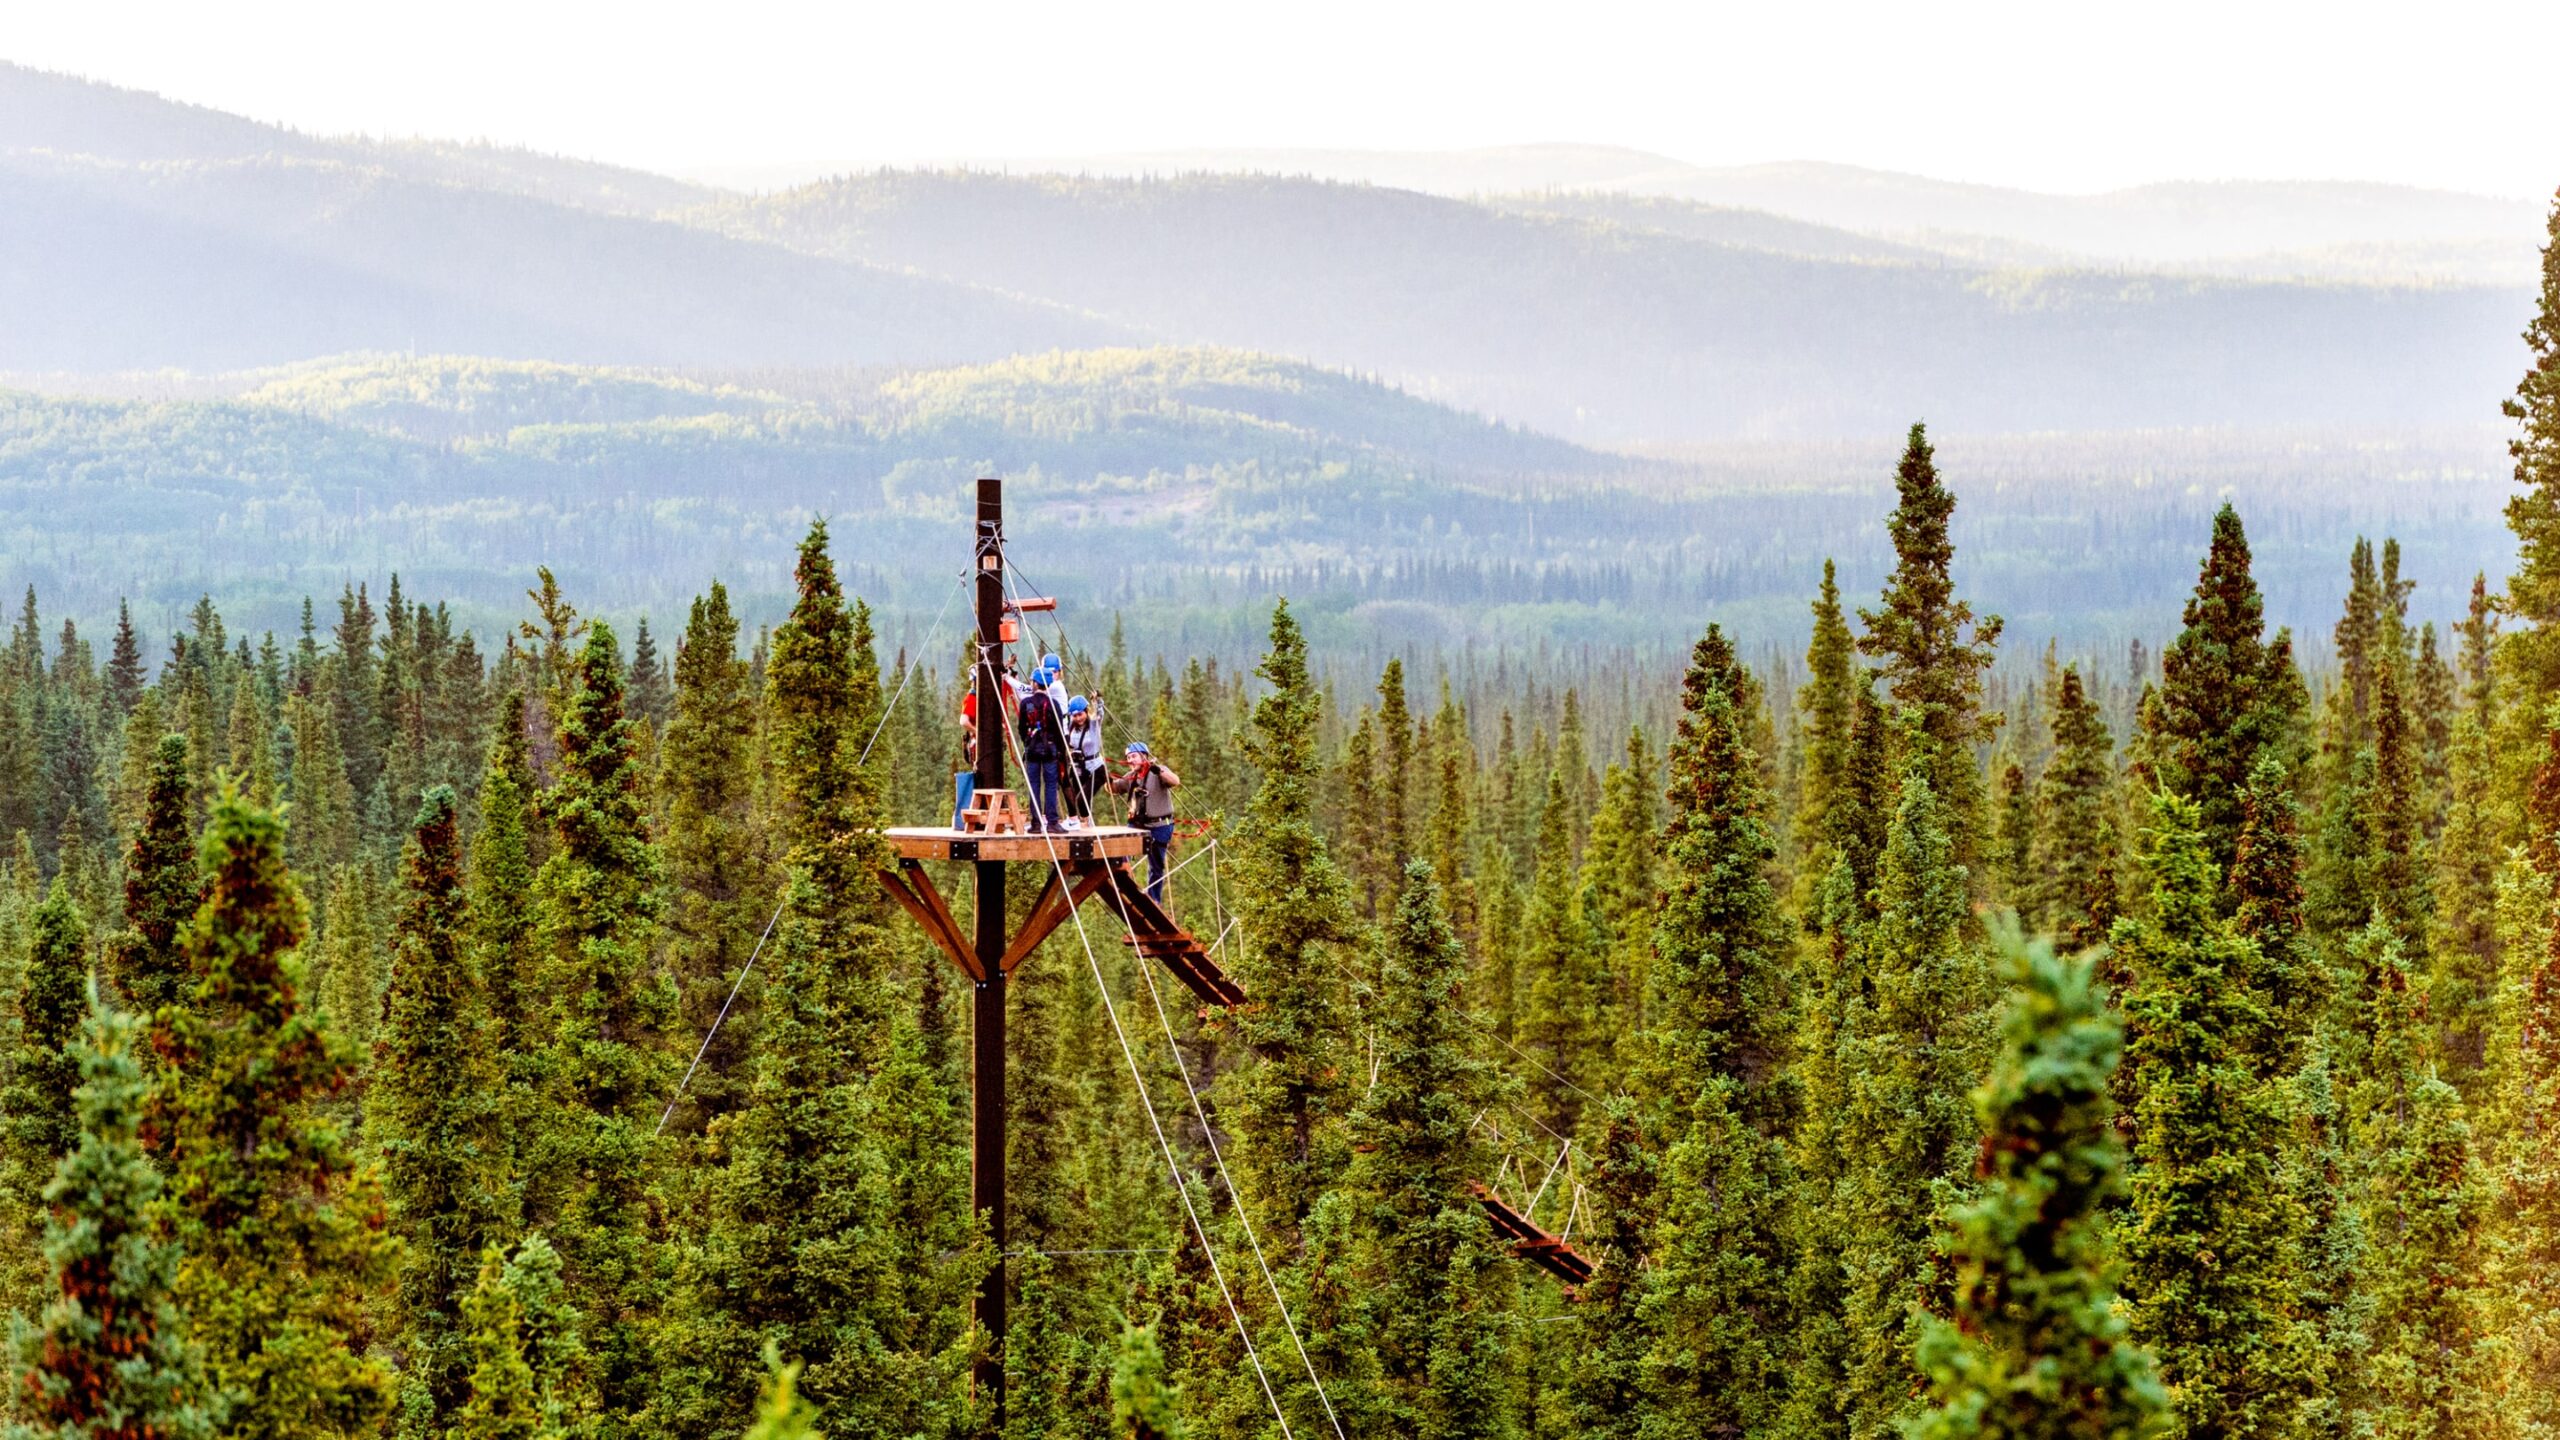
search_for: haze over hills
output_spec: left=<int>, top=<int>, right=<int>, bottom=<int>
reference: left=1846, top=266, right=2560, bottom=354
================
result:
left=946, top=143, right=2547, bottom=281
left=0, top=63, right=2536, bottom=440
left=0, top=60, right=2536, bottom=657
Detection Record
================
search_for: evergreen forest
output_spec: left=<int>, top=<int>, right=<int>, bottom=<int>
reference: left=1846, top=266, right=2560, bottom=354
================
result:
left=2, top=181, right=2560, bottom=1440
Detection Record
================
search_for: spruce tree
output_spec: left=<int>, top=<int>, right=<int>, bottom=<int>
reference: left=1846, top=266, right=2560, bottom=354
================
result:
left=2228, top=759, right=2320, bottom=1065
left=1641, top=621, right=1799, bottom=1434
left=2364, top=668, right=2429, bottom=950
left=1377, top=658, right=1415, bottom=872
left=657, top=582, right=765, bottom=1129
left=374, top=786, right=505, bottom=1438
left=1515, top=772, right=1602, bottom=1133
left=1833, top=754, right=1994, bottom=1439
left=1906, top=929, right=2164, bottom=1440
left=1, top=883, right=88, bottom=1307
left=2502, top=187, right=2560, bottom=688
left=2028, top=667, right=2120, bottom=951
left=2353, top=938, right=2496, bottom=1440
left=1857, top=423, right=2003, bottom=862
left=2145, top=504, right=2302, bottom=875
left=2494, top=789, right=2560, bottom=1437
left=2114, top=792, right=2311, bottom=1439
left=529, top=621, right=669, bottom=1431
left=448, top=1247, right=558, bottom=1440
left=661, top=521, right=971, bottom=1438
left=7, top=997, right=214, bottom=1440
left=1797, top=558, right=1858, bottom=849
left=449, top=1236, right=587, bottom=1440
left=1829, top=673, right=1894, bottom=914
left=6, top=884, right=86, bottom=1161
left=472, top=691, right=542, bottom=1084
left=1989, top=756, right=2034, bottom=911
left=102, top=601, right=145, bottom=720
left=1112, top=1323, right=1186, bottom=1440
left=1332, top=864, right=1510, bottom=1439
left=156, top=785, right=397, bottom=1440
left=108, top=733, right=194, bottom=1018
left=1228, top=600, right=1362, bottom=1236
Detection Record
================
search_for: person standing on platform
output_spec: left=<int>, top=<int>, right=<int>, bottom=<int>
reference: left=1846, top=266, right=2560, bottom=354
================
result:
left=1017, top=678, right=1066, bottom=833
left=1062, top=695, right=1105, bottom=829
left=1109, top=741, right=1182, bottom=902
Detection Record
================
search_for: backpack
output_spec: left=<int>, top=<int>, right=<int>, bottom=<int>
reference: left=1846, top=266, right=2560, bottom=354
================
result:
left=1019, top=690, right=1061, bottom=764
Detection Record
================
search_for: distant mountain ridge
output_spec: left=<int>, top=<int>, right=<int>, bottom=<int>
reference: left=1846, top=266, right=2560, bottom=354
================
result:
left=0, top=62, right=2540, bottom=442
left=959, top=143, right=2543, bottom=274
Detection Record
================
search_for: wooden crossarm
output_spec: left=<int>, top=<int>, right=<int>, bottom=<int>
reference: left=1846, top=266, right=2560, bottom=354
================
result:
left=879, top=859, right=979, bottom=981
left=999, top=862, right=1114, bottom=974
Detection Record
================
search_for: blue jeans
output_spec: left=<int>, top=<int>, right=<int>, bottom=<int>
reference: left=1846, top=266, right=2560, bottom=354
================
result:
left=1026, top=763, right=1060, bottom=829
left=1144, top=823, right=1175, bottom=902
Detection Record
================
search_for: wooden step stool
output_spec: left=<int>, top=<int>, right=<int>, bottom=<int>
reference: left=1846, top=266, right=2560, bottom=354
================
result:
left=960, top=788, right=1029, bottom=835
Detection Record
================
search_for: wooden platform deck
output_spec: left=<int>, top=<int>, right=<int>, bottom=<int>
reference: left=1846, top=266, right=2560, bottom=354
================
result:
left=882, top=825, right=1148, bottom=863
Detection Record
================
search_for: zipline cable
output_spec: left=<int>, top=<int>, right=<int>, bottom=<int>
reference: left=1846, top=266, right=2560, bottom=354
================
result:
left=975, top=654, right=1302, bottom=1440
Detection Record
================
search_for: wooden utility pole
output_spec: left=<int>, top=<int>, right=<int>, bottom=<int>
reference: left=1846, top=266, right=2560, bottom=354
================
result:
left=970, top=476, right=1010, bottom=1416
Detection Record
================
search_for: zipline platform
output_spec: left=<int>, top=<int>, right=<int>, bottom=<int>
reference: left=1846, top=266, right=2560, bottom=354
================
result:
left=882, top=825, right=1148, bottom=863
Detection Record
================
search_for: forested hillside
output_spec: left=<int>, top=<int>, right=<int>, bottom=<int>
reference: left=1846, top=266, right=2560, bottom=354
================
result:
left=0, top=350, right=2512, bottom=660
left=0, top=199, right=2548, bottom=1438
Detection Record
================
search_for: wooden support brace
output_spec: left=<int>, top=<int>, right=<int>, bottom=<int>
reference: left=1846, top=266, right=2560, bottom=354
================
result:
left=880, top=859, right=980, bottom=981
left=998, top=862, right=1113, bottom=974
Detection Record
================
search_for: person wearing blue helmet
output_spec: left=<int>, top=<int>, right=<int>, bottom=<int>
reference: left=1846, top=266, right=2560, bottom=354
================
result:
left=1060, top=693, right=1105, bottom=829
left=1108, top=740, right=1182, bottom=902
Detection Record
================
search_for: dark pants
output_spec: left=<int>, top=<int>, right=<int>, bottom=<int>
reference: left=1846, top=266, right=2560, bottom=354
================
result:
left=1026, top=762, right=1060, bottom=830
left=1064, top=762, right=1099, bottom=820
left=1143, top=823, right=1175, bottom=903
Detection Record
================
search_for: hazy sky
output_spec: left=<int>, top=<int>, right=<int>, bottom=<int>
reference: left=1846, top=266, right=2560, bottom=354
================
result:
left=13, top=0, right=2558, bottom=198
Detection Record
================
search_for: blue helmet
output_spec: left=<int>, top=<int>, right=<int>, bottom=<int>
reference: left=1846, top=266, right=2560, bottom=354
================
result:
left=1041, top=652, right=1062, bottom=674
left=1124, top=740, right=1150, bottom=757
left=1067, top=695, right=1089, bottom=716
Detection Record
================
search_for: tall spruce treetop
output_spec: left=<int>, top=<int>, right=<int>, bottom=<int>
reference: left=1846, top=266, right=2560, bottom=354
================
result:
left=658, top=581, right=765, bottom=1126
left=538, top=620, right=668, bottom=1112
left=2503, top=188, right=2560, bottom=653
left=155, top=786, right=396, bottom=1440
left=1858, top=424, right=2002, bottom=854
left=2029, top=666, right=2121, bottom=952
left=2114, top=792, right=2310, bottom=1440
left=5, top=883, right=89, bottom=1185
left=473, top=690, right=542, bottom=1068
left=1798, top=558, right=1859, bottom=850
left=530, top=620, right=670, bottom=1433
left=1652, top=624, right=1792, bottom=1110
left=1336, top=863, right=1508, bottom=1433
left=763, top=521, right=892, bottom=1050
left=1229, top=599, right=1361, bottom=1234
left=104, top=600, right=147, bottom=718
left=9, top=997, right=216, bottom=1440
left=768, top=525, right=880, bottom=907
left=112, top=732, right=196, bottom=1018
left=2147, top=504, right=2302, bottom=874
left=1908, top=929, right=2164, bottom=1440
left=372, top=785, right=504, bottom=1436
